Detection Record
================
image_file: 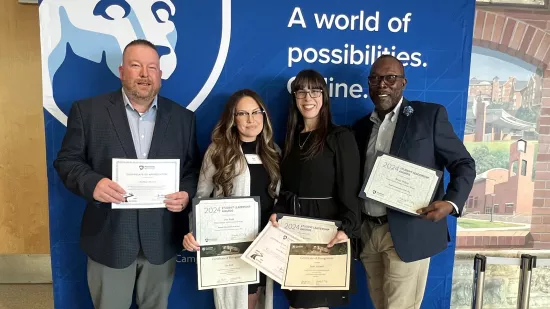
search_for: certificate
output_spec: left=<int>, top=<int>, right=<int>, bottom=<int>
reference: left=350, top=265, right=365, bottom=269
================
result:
left=360, top=152, right=442, bottom=216
left=276, top=214, right=340, bottom=243
left=196, top=241, right=259, bottom=289
left=240, top=222, right=304, bottom=285
left=111, top=158, right=179, bottom=209
left=281, top=239, right=351, bottom=290
left=193, top=197, right=261, bottom=290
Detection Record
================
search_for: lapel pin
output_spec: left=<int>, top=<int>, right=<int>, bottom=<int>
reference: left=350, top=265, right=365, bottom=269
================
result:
left=403, top=106, right=414, bottom=117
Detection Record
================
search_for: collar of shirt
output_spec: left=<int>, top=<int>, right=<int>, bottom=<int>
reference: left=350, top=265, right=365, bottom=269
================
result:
left=121, top=88, right=158, bottom=113
left=370, top=96, right=404, bottom=124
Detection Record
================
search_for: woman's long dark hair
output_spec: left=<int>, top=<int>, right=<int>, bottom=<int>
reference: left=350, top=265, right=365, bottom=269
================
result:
left=283, top=69, right=333, bottom=160
left=207, top=89, right=280, bottom=198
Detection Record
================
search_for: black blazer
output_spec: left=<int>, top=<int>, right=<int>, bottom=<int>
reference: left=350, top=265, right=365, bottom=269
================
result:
left=53, top=89, right=200, bottom=268
left=352, top=98, right=475, bottom=262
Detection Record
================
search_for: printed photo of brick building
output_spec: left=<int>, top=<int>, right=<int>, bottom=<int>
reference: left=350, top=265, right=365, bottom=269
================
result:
left=453, top=0, right=550, bottom=251
left=451, top=2, right=550, bottom=308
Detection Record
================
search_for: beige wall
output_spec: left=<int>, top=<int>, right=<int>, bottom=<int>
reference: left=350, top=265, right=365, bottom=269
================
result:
left=0, top=2, right=50, bottom=254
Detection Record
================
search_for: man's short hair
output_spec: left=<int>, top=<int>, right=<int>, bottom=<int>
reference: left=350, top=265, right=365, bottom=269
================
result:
left=122, top=39, right=158, bottom=57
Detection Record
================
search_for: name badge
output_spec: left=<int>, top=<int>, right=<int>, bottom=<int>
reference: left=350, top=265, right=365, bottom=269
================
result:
left=245, top=154, right=263, bottom=164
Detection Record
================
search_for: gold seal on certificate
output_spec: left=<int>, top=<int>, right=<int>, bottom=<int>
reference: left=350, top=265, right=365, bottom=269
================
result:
left=281, top=239, right=351, bottom=290
left=360, top=152, right=442, bottom=216
left=192, top=197, right=261, bottom=290
left=111, top=158, right=180, bottom=209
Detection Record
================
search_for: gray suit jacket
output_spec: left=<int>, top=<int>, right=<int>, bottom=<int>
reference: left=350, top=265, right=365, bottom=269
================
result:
left=54, top=89, right=200, bottom=268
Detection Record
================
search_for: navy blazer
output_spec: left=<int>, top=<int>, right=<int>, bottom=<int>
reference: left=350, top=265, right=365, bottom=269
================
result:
left=352, top=98, right=475, bottom=262
left=54, top=89, right=200, bottom=268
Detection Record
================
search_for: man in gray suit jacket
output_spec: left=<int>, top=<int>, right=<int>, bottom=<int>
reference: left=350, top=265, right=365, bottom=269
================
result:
left=54, top=39, right=200, bottom=309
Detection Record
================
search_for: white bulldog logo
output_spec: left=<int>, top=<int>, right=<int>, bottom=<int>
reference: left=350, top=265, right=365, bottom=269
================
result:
left=38, top=0, right=231, bottom=126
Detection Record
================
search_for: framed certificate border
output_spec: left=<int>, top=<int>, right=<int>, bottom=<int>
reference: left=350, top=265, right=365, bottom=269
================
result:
left=359, top=151, right=443, bottom=216
left=191, top=196, right=262, bottom=290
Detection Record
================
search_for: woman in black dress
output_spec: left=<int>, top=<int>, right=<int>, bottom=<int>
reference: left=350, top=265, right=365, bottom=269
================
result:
left=270, top=69, right=362, bottom=308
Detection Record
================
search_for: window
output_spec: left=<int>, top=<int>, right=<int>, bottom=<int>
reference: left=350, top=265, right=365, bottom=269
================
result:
left=511, top=160, right=518, bottom=176
left=485, top=207, right=493, bottom=214
left=505, top=203, right=514, bottom=214
left=521, top=160, right=527, bottom=176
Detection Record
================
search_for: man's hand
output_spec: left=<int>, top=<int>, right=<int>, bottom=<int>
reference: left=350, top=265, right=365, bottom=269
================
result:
left=327, top=230, right=349, bottom=248
left=164, top=191, right=190, bottom=212
left=93, top=178, right=126, bottom=203
left=416, top=201, right=454, bottom=222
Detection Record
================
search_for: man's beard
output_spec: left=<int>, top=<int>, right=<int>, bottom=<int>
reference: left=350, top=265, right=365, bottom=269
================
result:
left=130, top=87, right=157, bottom=101
left=372, top=95, right=395, bottom=111
left=371, top=91, right=401, bottom=112
left=125, top=80, right=159, bottom=102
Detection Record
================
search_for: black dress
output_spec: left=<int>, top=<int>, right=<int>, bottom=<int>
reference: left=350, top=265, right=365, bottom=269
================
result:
left=241, top=140, right=274, bottom=294
left=273, top=126, right=362, bottom=308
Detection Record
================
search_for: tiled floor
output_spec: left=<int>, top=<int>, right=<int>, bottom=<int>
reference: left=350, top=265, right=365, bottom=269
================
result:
left=0, top=284, right=53, bottom=309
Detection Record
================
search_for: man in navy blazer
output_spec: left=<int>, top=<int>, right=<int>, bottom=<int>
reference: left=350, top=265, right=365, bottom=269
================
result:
left=54, top=39, right=200, bottom=309
left=351, top=55, right=475, bottom=309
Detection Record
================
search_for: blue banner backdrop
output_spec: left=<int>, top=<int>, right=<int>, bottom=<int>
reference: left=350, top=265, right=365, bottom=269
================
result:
left=38, top=0, right=475, bottom=308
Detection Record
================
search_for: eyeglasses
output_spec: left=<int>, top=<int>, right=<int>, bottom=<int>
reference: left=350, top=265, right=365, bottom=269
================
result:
left=368, top=75, right=405, bottom=86
left=294, top=89, right=323, bottom=99
left=234, top=110, right=265, bottom=118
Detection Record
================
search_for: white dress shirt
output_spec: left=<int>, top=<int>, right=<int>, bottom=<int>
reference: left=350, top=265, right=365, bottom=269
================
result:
left=362, top=97, right=403, bottom=216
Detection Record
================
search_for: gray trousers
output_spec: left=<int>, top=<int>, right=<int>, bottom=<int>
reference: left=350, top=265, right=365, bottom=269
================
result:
left=87, top=251, right=176, bottom=309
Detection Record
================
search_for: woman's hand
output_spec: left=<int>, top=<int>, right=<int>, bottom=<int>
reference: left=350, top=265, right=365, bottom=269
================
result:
left=183, top=232, right=200, bottom=251
left=327, top=230, right=348, bottom=248
left=269, top=213, right=279, bottom=227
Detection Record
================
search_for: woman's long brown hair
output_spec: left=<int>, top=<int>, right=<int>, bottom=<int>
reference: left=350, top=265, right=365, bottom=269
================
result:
left=283, top=69, right=333, bottom=160
left=208, top=89, right=280, bottom=198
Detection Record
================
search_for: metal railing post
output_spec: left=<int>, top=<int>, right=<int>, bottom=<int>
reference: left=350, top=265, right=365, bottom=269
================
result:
left=517, top=254, right=537, bottom=309
left=472, top=254, right=487, bottom=309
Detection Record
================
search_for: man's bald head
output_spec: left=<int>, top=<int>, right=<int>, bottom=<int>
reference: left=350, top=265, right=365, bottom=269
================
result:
left=371, top=55, right=405, bottom=76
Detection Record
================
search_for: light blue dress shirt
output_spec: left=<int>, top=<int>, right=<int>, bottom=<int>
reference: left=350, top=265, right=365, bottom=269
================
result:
left=121, top=89, right=157, bottom=159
